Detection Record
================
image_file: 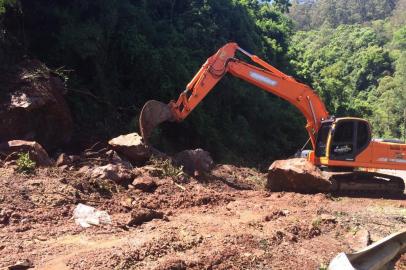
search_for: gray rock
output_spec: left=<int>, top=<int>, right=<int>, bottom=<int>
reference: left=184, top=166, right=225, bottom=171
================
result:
left=108, top=133, right=151, bottom=165
left=90, top=164, right=133, bottom=183
left=174, top=148, right=214, bottom=176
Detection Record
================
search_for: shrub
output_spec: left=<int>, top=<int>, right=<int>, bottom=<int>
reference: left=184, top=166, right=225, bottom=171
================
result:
left=16, top=152, right=36, bottom=174
left=149, top=156, right=185, bottom=181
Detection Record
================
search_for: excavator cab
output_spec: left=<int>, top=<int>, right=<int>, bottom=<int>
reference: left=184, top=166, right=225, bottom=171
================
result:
left=313, top=118, right=405, bottom=193
left=315, top=118, right=371, bottom=162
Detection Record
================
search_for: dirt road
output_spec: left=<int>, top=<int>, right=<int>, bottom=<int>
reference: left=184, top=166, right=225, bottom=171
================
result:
left=0, top=166, right=405, bottom=269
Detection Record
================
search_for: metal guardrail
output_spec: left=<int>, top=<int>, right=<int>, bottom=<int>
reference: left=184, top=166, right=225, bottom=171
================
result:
left=329, top=230, right=406, bottom=270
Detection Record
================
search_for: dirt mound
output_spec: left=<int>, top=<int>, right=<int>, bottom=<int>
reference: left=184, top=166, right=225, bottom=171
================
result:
left=0, top=59, right=73, bottom=150
left=267, top=158, right=333, bottom=193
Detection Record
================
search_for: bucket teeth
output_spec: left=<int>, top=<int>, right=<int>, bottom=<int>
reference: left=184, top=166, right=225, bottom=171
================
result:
left=139, top=100, right=174, bottom=143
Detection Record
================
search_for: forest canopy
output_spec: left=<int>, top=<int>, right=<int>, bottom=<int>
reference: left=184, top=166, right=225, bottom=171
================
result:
left=0, top=0, right=405, bottom=165
left=289, top=0, right=406, bottom=139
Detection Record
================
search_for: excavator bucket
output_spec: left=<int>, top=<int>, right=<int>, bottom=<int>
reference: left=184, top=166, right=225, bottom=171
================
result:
left=139, top=100, right=174, bottom=143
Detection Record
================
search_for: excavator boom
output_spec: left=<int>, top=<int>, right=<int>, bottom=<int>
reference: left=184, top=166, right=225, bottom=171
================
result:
left=140, top=43, right=329, bottom=148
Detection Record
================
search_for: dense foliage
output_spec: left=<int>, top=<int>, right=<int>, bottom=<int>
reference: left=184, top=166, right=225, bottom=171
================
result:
left=0, top=0, right=306, bottom=165
left=0, top=0, right=404, bottom=165
left=369, top=26, right=406, bottom=138
left=288, top=0, right=406, bottom=139
left=289, top=25, right=391, bottom=116
left=0, top=0, right=14, bottom=15
left=289, top=0, right=398, bottom=30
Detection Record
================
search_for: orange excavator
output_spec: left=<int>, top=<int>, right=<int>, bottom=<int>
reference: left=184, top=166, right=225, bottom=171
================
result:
left=139, top=43, right=406, bottom=193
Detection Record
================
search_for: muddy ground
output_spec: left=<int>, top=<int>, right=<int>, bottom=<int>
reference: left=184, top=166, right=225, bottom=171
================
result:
left=0, top=164, right=405, bottom=270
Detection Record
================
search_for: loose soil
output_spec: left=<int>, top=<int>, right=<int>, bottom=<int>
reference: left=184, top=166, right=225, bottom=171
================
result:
left=0, top=164, right=405, bottom=270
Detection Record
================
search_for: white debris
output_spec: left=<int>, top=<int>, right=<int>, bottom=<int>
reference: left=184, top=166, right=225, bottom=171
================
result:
left=73, top=203, right=111, bottom=228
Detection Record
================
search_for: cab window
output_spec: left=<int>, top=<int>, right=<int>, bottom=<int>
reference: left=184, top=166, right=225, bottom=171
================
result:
left=330, top=121, right=354, bottom=160
left=315, top=123, right=331, bottom=157
left=357, top=121, right=370, bottom=151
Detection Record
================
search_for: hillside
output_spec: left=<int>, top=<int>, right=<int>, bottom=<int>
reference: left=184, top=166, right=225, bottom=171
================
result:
left=1, top=0, right=405, bottom=163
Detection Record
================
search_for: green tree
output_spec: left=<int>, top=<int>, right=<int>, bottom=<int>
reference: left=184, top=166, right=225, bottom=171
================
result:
left=0, top=0, right=15, bottom=14
left=393, top=26, right=406, bottom=49
left=289, top=20, right=406, bottom=140
left=369, top=65, right=406, bottom=138
left=0, top=0, right=19, bottom=65
left=391, top=0, right=406, bottom=27
left=369, top=30, right=406, bottom=138
left=289, top=0, right=397, bottom=29
left=289, top=25, right=392, bottom=118
left=4, top=0, right=304, bottom=165
left=272, top=0, right=292, bottom=13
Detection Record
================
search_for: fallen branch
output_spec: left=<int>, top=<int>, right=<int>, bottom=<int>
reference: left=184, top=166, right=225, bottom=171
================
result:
left=84, top=141, right=103, bottom=153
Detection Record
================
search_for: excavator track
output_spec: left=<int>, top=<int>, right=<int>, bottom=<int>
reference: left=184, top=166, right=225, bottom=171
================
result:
left=267, top=159, right=405, bottom=195
left=330, top=171, right=405, bottom=195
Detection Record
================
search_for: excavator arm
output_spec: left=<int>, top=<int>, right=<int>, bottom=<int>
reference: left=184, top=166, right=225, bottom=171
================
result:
left=140, top=43, right=329, bottom=149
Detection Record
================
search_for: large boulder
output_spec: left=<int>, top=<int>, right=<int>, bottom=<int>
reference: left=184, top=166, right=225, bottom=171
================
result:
left=174, top=148, right=214, bottom=176
left=0, top=140, right=53, bottom=166
left=0, top=59, right=73, bottom=150
left=267, top=158, right=333, bottom=193
left=108, top=133, right=151, bottom=165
